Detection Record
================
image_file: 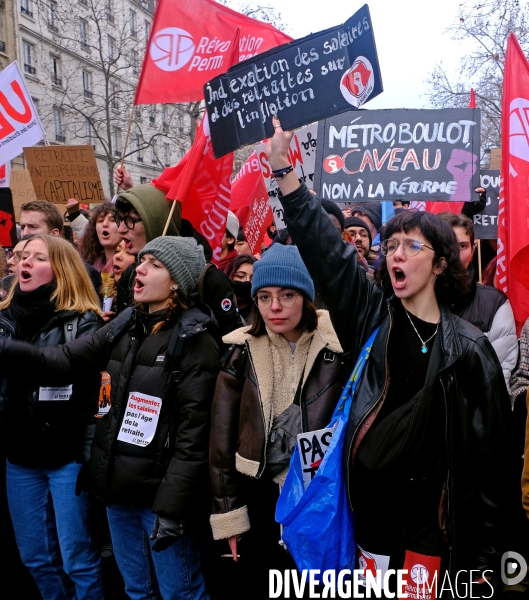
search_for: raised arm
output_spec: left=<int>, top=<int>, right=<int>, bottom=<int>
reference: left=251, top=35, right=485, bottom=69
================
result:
left=266, top=116, right=387, bottom=353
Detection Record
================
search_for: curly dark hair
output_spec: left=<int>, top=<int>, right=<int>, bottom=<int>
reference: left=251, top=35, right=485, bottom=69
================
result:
left=375, top=211, right=470, bottom=305
left=79, top=203, right=116, bottom=266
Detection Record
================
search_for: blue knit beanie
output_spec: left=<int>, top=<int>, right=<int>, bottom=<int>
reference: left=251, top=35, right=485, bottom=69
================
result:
left=251, top=245, right=315, bottom=301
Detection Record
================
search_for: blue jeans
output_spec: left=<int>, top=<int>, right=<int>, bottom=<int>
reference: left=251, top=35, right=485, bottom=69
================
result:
left=106, top=504, right=209, bottom=600
left=6, top=460, right=104, bottom=600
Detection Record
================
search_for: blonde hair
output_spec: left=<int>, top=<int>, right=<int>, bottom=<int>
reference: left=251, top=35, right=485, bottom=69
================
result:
left=0, top=235, right=103, bottom=315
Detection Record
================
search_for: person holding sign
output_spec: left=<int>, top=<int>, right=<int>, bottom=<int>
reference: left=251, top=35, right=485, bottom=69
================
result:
left=0, top=236, right=219, bottom=600
left=209, top=244, right=346, bottom=593
left=267, top=117, right=510, bottom=595
left=0, top=234, right=104, bottom=600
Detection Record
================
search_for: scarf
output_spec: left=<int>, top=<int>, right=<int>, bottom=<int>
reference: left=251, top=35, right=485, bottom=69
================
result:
left=8, top=282, right=58, bottom=341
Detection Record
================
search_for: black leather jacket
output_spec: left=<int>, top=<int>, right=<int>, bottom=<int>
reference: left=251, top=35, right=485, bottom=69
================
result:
left=0, top=308, right=103, bottom=468
left=280, top=184, right=510, bottom=576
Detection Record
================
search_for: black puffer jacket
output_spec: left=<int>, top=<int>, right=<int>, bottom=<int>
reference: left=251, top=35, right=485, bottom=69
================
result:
left=280, top=184, right=510, bottom=577
left=0, top=304, right=220, bottom=521
left=0, top=309, right=103, bottom=468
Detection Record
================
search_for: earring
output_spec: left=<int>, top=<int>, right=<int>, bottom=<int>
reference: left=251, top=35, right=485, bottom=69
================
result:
left=170, top=285, right=178, bottom=292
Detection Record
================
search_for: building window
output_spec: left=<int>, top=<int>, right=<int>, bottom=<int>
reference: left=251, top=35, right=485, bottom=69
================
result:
left=151, top=145, right=157, bottom=164
left=23, top=41, right=36, bottom=74
left=85, top=117, right=92, bottom=145
left=176, top=115, right=183, bottom=133
left=131, top=49, right=138, bottom=75
left=129, top=9, right=137, bottom=37
left=140, top=177, right=147, bottom=184
left=144, top=19, right=150, bottom=41
left=107, top=34, right=115, bottom=60
left=105, top=0, right=113, bottom=22
left=80, top=18, right=88, bottom=49
left=112, top=127, right=121, bottom=157
left=110, top=82, right=119, bottom=109
left=51, top=55, right=61, bottom=86
left=161, top=105, right=167, bottom=125
left=0, top=14, right=5, bottom=53
left=54, top=108, right=65, bottom=142
left=82, top=70, right=92, bottom=99
left=136, top=135, right=143, bottom=162
left=134, top=105, right=142, bottom=120
left=148, top=105, right=155, bottom=125
left=164, top=143, right=170, bottom=167
left=20, top=0, right=33, bottom=17
left=48, top=1, right=57, bottom=30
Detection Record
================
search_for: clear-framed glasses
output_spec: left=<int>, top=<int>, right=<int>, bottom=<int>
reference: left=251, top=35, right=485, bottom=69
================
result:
left=115, top=214, right=142, bottom=230
left=381, top=237, right=435, bottom=257
left=254, top=290, right=299, bottom=308
left=6, top=249, right=21, bottom=262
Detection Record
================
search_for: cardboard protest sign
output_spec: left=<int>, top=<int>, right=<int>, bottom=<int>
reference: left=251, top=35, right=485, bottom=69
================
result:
left=23, top=145, right=105, bottom=205
left=0, top=163, right=10, bottom=187
left=297, top=424, right=336, bottom=489
left=0, top=62, right=45, bottom=164
left=314, top=108, right=481, bottom=203
left=473, top=170, right=499, bottom=240
left=0, top=187, right=18, bottom=246
left=242, top=175, right=273, bottom=254
left=10, top=169, right=37, bottom=219
left=255, top=122, right=318, bottom=228
left=205, top=4, right=382, bottom=158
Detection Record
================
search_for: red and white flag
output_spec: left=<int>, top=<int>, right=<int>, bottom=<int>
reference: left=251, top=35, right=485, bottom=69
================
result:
left=151, top=115, right=234, bottom=264
left=0, top=61, right=45, bottom=164
left=496, top=33, right=529, bottom=335
left=135, top=0, right=292, bottom=104
left=0, top=162, right=11, bottom=187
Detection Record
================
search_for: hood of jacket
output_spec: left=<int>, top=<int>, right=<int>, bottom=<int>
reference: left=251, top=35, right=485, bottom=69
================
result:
left=117, top=184, right=181, bottom=241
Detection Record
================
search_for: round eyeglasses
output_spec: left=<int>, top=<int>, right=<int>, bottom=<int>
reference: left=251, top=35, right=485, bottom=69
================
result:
left=381, top=238, right=435, bottom=257
left=254, top=291, right=299, bottom=308
left=115, top=214, right=142, bottom=230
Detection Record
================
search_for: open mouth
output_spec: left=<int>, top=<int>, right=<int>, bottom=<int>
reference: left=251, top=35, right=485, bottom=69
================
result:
left=113, top=264, right=122, bottom=275
left=133, top=278, right=144, bottom=293
left=20, top=270, right=31, bottom=281
left=123, top=238, right=132, bottom=250
left=392, top=267, right=407, bottom=289
left=101, top=230, right=110, bottom=239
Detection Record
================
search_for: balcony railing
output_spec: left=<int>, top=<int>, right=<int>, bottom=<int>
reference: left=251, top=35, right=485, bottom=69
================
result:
left=55, top=134, right=65, bottom=142
left=21, top=6, right=33, bottom=17
left=84, top=89, right=93, bottom=99
left=0, top=41, right=6, bottom=53
left=52, top=75, right=62, bottom=86
left=24, top=63, right=36, bottom=74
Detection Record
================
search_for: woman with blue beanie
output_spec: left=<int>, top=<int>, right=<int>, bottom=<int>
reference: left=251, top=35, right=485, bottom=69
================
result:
left=209, top=244, right=346, bottom=596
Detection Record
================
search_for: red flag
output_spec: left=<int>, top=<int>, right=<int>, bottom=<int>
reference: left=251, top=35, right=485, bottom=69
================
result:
left=468, top=88, right=476, bottom=109
left=243, top=176, right=273, bottom=254
left=230, top=152, right=263, bottom=211
left=134, top=0, right=292, bottom=105
left=496, top=33, right=529, bottom=335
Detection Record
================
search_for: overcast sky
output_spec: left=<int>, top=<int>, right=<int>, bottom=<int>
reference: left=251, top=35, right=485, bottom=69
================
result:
left=254, top=0, right=471, bottom=110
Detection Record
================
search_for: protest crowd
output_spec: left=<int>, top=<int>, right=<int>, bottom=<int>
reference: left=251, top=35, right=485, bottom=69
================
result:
left=2, top=1, right=529, bottom=600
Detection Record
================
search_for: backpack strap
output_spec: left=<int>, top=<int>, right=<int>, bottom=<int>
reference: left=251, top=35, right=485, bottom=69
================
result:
left=197, top=262, right=214, bottom=301
left=63, top=316, right=79, bottom=343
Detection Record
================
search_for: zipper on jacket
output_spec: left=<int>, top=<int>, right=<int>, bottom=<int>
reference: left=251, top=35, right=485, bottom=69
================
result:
left=346, top=306, right=393, bottom=511
left=245, top=341, right=270, bottom=479
left=440, top=376, right=454, bottom=575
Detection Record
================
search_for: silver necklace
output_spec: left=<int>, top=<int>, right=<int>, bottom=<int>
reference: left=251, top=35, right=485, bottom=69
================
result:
left=404, top=309, right=440, bottom=354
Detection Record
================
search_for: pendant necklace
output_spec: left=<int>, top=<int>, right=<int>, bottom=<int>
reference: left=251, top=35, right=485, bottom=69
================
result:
left=405, top=309, right=440, bottom=354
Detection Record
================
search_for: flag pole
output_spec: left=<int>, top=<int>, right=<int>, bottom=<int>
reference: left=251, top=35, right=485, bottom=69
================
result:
left=117, top=107, right=135, bottom=192
left=162, top=192, right=179, bottom=236
left=477, top=239, right=482, bottom=283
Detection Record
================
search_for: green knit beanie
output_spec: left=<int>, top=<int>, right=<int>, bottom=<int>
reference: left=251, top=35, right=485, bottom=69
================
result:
left=138, top=236, right=205, bottom=298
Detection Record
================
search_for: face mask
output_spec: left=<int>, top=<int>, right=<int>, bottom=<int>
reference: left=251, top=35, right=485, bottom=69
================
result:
left=231, top=280, right=252, bottom=302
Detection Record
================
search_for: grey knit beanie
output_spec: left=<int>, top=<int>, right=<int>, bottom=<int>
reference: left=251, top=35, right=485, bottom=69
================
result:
left=138, top=236, right=205, bottom=298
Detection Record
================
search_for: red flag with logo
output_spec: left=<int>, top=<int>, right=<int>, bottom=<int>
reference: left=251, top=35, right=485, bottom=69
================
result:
left=496, top=33, right=529, bottom=335
left=134, top=0, right=292, bottom=105
left=242, top=176, right=273, bottom=254
left=152, top=115, right=234, bottom=265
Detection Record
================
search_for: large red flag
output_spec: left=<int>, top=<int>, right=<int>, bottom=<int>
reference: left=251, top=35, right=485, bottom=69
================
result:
left=496, top=33, right=529, bottom=335
left=135, top=0, right=292, bottom=105
left=152, top=115, right=234, bottom=264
